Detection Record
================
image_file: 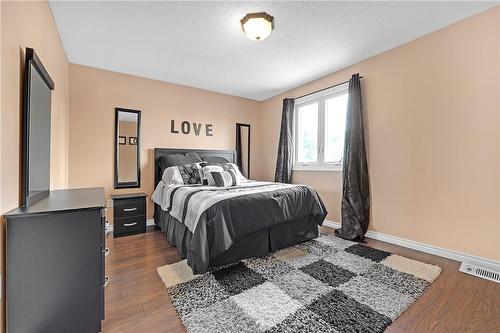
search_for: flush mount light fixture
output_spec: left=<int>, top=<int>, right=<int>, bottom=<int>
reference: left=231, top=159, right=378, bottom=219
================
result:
left=240, top=12, right=274, bottom=41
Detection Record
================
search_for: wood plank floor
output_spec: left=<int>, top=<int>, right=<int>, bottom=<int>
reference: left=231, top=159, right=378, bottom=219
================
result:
left=103, top=226, right=500, bottom=333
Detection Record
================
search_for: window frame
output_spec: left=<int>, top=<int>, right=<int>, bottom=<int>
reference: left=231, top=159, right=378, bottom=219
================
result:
left=293, top=82, right=348, bottom=172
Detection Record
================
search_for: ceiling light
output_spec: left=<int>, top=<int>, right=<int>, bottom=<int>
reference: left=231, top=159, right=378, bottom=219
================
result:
left=240, top=12, right=274, bottom=41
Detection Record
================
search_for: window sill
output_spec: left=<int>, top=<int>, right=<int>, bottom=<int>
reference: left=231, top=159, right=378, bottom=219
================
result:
left=293, top=165, right=342, bottom=172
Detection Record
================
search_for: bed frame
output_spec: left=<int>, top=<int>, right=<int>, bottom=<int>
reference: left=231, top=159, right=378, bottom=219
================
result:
left=153, top=147, right=320, bottom=273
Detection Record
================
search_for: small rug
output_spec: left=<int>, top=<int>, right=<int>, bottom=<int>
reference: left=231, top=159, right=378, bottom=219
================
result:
left=157, top=233, right=441, bottom=333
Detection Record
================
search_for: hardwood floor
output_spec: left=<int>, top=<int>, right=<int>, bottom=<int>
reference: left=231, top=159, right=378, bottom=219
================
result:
left=103, top=226, right=500, bottom=333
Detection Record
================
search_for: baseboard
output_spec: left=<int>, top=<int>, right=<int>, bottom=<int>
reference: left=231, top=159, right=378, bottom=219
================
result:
left=323, top=220, right=500, bottom=272
left=106, top=219, right=155, bottom=232
left=323, top=220, right=341, bottom=229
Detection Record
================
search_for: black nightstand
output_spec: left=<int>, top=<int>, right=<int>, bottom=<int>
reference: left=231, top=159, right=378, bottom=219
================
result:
left=111, top=193, right=147, bottom=237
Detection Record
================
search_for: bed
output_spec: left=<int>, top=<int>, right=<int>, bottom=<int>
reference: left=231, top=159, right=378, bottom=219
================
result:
left=152, top=148, right=327, bottom=274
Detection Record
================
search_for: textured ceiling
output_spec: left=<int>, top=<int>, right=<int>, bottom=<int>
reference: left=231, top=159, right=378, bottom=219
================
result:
left=49, top=1, right=497, bottom=101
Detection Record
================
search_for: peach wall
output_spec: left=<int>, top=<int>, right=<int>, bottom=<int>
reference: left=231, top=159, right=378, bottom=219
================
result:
left=255, top=7, right=500, bottom=261
left=1, top=2, right=69, bottom=211
left=68, top=64, right=261, bottom=220
left=0, top=1, right=70, bottom=331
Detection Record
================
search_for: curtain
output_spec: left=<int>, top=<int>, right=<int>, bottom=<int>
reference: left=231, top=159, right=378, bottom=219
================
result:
left=274, top=98, right=295, bottom=183
left=335, top=73, right=370, bottom=241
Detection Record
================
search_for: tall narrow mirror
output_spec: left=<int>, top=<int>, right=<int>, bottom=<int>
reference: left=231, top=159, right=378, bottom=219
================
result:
left=115, top=108, right=141, bottom=188
left=236, top=123, right=250, bottom=178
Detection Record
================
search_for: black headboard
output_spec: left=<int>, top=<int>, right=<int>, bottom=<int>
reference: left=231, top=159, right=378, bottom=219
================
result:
left=154, top=148, right=236, bottom=189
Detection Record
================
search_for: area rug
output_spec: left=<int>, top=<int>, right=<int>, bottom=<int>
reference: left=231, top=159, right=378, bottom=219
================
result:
left=157, top=233, right=441, bottom=333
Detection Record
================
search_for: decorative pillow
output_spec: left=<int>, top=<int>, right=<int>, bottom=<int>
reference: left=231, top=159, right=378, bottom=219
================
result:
left=200, top=162, right=247, bottom=185
left=224, top=163, right=247, bottom=183
left=200, top=164, right=224, bottom=186
left=210, top=170, right=238, bottom=187
left=162, top=166, right=184, bottom=185
left=177, top=163, right=202, bottom=184
left=162, top=163, right=202, bottom=185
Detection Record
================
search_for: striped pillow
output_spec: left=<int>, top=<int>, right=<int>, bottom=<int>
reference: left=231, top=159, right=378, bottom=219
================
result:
left=210, top=170, right=238, bottom=187
left=201, top=165, right=224, bottom=186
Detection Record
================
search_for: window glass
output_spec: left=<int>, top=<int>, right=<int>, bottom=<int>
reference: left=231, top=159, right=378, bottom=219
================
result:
left=324, top=94, right=348, bottom=163
left=296, top=102, right=318, bottom=163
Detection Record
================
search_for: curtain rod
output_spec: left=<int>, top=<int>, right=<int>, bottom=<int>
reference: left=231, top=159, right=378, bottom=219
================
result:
left=294, top=76, right=363, bottom=100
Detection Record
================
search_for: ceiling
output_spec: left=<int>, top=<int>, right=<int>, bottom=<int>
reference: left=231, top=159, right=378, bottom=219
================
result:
left=49, top=1, right=497, bottom=101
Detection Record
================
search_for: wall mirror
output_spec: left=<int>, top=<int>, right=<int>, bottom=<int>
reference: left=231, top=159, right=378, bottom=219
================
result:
left=22, top=48, right=54, bottom=206
left=236, top=123, right=250, bottom=178
left=115, top=108, right=141, bottom=188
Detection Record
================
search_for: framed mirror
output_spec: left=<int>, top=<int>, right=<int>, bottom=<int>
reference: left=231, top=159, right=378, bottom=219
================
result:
left=114, top=108, right=141, bottom=188
left=236, top=123, right=250, bottom=178
left=22, top=48, right=54, bottom=206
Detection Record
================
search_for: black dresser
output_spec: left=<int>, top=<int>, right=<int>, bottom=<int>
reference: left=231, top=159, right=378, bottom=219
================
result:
left=111, top=193, right=147, bottom=237
left=5, top=188, right=107, bottom=333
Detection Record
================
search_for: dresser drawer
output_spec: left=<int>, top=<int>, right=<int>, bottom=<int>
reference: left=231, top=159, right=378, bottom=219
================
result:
left=114, top=215, right=146, bottom=237
left=113, top=198, right=145, bottom=219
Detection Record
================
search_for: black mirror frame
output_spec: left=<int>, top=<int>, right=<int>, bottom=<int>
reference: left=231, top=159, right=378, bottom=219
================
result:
left=114, top=108, right=141, bottom=189
left=21, top=48, right=55, bottom=206
left=235, top=123, right=251, bottom=179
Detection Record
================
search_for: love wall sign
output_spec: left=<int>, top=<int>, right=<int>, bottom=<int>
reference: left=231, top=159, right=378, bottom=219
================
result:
left=170, top=120, right=213, bottom=136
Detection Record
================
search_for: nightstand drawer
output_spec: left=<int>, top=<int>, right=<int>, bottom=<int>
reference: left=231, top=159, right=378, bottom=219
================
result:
left=114, top=216, right=146, bottom=237
left=114, top=199, right=145, bottom=219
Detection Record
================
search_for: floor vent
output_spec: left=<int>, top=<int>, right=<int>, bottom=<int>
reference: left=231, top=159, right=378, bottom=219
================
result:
left=459, top=262, right=500, bottom=283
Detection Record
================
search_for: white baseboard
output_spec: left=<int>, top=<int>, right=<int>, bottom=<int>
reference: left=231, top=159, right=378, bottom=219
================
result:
left=322, top=220, right=341, bottom=229
left=106, top=219, right=155, bottom=232
left=323, top=220, right=500, bottom=273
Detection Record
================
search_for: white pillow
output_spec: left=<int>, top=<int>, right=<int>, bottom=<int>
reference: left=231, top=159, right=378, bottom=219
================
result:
left=226, top=163, right=248, bottom=183
left=161, top=166, right=184, bottom=185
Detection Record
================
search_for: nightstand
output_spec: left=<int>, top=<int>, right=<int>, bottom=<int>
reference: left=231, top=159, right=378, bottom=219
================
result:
left=111, top=192, right=147, bottom=237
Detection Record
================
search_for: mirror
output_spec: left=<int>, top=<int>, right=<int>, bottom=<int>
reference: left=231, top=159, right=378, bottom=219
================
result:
left=236, top=123, right=250, bottom=178
left=114, top=108, right=141, bottom=188
left=22, top=48, right=54, bottom=206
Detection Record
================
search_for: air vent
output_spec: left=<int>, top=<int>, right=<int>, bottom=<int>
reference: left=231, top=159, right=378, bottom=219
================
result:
left=459, top=262, right=500, bottom=283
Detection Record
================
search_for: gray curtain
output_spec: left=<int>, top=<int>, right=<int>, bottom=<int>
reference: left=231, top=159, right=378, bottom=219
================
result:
left=335, top=74, right=370, bottom=241
left=274, top=98, right=295, bottom=183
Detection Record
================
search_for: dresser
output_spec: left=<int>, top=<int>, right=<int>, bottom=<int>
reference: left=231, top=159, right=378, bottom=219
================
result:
left=5, top=188, right=107, bottom=333
left=111, top=192, right=147, bottom=237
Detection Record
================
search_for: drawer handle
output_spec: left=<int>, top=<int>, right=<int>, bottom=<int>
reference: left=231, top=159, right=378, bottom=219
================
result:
left=104, top=276, right=110, bottom=287
left=124, top=222, right=138, bottom=227
left=104, top=248, right=110, bottom=256
left=123, top=208, right=137, bottom=212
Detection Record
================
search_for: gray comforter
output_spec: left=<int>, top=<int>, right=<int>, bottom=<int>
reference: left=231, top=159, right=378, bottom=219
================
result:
left=152, top=181, right=327, bottom=273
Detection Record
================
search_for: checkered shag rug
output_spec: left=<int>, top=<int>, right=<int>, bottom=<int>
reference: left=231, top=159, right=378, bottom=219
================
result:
left=157, top=233, right=441, bottom=333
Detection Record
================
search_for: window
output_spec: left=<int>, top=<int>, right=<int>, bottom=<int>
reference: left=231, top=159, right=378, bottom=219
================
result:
left=293, top=83, right=348, bottom=170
